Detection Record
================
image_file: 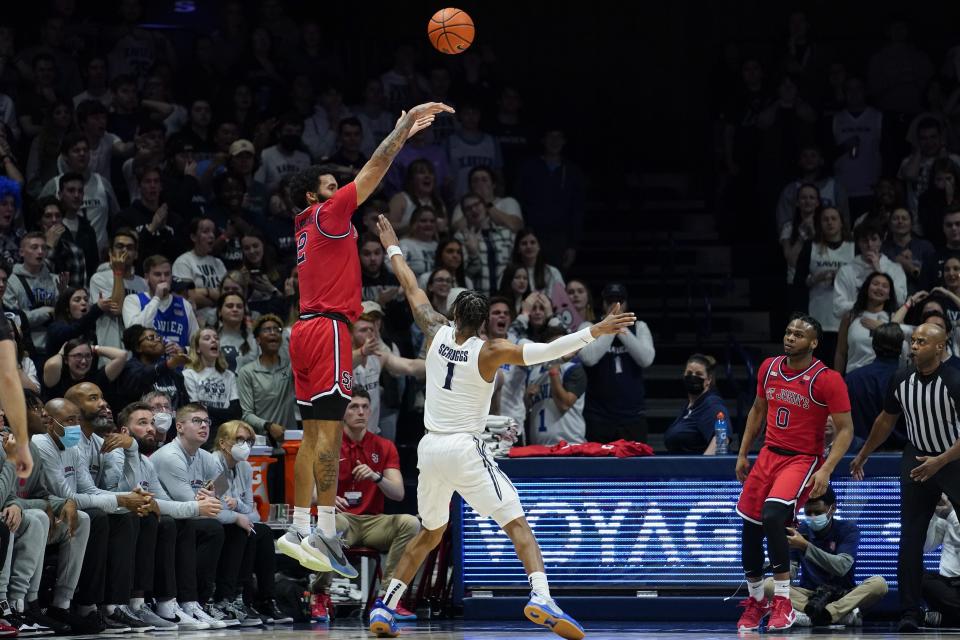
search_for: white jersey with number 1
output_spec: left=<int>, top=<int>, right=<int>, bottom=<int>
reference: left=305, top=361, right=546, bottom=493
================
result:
left=423, top=324, right=494, bottom=435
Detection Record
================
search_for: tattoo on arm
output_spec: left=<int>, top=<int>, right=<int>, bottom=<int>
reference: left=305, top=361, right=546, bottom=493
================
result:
left=367, top=115, right=413, bottom=171
left=413, top=302, right=448, bottom=343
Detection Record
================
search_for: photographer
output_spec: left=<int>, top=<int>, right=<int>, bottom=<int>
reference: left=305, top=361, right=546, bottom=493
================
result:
left=765, top=486, right=887, bottom=626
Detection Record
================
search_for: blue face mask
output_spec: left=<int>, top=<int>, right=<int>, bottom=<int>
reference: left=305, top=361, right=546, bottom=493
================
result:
left=59, top=425, right=82, bottom=448
left=808, top=513, right=831, bottom=531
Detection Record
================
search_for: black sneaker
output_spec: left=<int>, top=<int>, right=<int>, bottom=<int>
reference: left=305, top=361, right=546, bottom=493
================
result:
left=5, top=610, right=52, bottom=635
left=898, top=610, right=923, bottom=633
left=23, top=602, right=70, bottom=635
left=258, top=599, right=293, bottom=624
left=234, top=600, right=263, bottom=627
left=203, top=601, right=238, bottom=627
left=45, top=607, right=103, bottom=634
left=107, top=606, right=153, bottom=633
left=100, top=610, right=131, bottom=634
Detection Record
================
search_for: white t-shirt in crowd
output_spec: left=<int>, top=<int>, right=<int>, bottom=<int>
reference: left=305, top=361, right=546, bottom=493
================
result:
left=183, top=366, right=238, bottom=409
left=172, top=251, right=226, bottom=327
left=399, top=238, right=438, bottom=278
left=804, top=241, right=855, bottom=333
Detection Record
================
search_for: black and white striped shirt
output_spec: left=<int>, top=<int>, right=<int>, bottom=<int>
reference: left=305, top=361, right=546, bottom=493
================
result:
left=884, top=364, right=960, bottom=454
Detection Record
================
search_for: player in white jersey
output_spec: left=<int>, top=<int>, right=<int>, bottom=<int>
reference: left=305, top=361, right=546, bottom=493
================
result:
left=367, top=216, right=634, bottom=639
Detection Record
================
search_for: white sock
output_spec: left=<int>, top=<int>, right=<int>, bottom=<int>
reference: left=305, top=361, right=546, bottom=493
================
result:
left=774, top=579, right=790, bottom=599
left=104, top=604, right=116, bottom=615
left=77, top=604, right=97, bottom=616
left=316, top=506, right=336, bottom=538
left=129, top=597, right=144, bottom=611
left=382, top=579, right=407, bottom=610
left=156, top=599, right=176, bottom=619
left=528, top=572, right=551, bottom=600
left=748, top=579, right=764, bottom=602
left=52, top=597, right=70, bottom=610
left=292, top=507, right=312, bottom=536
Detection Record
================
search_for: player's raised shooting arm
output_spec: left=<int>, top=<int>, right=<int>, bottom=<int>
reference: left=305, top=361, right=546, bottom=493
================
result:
left=354, top=102, right=454, bottom=205
left=375, top=215, right=449, bottom=347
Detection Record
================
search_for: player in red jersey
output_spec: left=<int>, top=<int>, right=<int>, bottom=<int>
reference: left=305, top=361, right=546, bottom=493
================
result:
left=277, top=101, right=454, bottom=576
left=734, top=313, right=854, bottom=632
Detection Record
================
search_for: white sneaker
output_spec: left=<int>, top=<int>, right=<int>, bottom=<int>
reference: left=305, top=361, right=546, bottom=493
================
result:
left=133, top=605, right=177, bottom=630
left=277, top=529, right=330, bottom=572
left=793, top=611, right=812, bottom=627
left=838, top=607, right=862, bottom=627
left=182, top=602, right=226, bottom=629
left=163, top=604, right=209, bottom=631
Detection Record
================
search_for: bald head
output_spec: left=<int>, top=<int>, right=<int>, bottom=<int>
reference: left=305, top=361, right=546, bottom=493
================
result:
left=64, top=382, right=110, bottom=433
left=910, top=322, right=948, bottom=371
left=916, top=322, right=947, bottom=345
left=45, top=398, right=81, bottom=425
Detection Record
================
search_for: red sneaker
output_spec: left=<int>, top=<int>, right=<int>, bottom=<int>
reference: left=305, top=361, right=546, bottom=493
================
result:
left=393, top=602, right=417, bottom=621
left=0, top=617, right=16, bottom=637
left=310, top=594, right=328, bottom=622
left=767, top=595, right=797, bottom=631
left=737, top=597, right=770, bottom=631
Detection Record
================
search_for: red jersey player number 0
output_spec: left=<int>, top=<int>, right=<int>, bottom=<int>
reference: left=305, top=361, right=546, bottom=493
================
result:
left=775, top=406, right=790, bottom=430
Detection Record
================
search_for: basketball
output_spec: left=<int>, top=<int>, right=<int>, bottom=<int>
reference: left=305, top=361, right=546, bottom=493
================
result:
left=427, top=8, right=474, bottom=55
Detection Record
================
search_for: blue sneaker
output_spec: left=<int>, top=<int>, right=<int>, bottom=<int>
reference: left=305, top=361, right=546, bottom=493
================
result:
left=524, top=592, right=585, bottom=640
left=368, top=600, right=398, bottom=638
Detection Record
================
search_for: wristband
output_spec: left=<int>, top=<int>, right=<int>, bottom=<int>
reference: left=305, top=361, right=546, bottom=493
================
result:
left=386, top=245, right=402, bottom=260
left=374, top=472, right=384, bottom=484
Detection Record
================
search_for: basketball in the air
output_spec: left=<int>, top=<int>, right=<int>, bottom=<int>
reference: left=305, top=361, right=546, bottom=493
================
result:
left=427, top=8, right=474, bottom=55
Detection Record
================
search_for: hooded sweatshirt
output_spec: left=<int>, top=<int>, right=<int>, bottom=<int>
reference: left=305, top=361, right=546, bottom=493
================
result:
left=3, top=263, right=59, bottom=352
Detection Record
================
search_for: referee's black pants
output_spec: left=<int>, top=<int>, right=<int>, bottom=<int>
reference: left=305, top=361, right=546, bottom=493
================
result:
left=898, top=443, right=960, bottom=614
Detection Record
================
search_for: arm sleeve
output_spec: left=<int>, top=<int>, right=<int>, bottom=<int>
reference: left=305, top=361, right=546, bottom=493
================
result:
left=521, top=327, right=596, bottom=366
left=237, top=368, right=267, bottom=433
left=618, top=322, right=655, bottom=367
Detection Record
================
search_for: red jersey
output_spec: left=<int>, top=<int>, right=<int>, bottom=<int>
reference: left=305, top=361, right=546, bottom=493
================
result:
left=294, top=181, right=362, bottom=321
left=337, top=430, right=400, bottom=516
left=757, top=356, right=850, bottom=456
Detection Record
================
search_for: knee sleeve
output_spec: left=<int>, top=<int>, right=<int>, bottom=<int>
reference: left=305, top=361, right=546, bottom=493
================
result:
left=741, top=520, right=765, bottom=576
left=761, top=501, right=794, bottom=575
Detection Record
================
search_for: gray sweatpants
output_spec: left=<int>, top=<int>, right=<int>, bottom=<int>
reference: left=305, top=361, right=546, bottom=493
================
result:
left=0, top=509, right=90, bottom=604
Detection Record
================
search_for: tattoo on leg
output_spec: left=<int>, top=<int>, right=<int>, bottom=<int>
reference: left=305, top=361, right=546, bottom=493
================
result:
left=314, top=450, right=339, bottom=493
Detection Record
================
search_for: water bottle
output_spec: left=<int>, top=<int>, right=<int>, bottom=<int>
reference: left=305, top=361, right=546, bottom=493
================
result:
left=714, top=411, right=729, bottom=455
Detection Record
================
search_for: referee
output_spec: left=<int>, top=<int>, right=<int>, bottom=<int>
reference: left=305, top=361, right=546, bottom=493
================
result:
left=852, top=323, right=960, bottom=632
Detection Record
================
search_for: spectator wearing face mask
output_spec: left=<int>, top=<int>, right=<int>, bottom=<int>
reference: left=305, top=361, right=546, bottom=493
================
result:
left=664, top=354, right=730, bottom=454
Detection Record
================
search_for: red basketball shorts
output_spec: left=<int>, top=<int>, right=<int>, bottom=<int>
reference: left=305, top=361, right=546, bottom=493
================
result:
left=735, top=446, right=821, bottom=524
left=289, top=315, right=353, bottom=420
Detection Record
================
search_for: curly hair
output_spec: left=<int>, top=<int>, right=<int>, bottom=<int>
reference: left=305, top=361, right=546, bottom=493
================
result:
left=452, top=290, right=489, bottom=336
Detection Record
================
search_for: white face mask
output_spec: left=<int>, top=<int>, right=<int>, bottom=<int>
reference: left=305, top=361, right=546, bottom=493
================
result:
left=153, top=412, right=172, bottom=434
left=230, top=442, right=251, bottom=461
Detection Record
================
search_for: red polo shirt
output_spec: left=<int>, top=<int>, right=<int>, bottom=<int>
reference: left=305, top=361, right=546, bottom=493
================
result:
left=338, top=430, right=400, bottom=515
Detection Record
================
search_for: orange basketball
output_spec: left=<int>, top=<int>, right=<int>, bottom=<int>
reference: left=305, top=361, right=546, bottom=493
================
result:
left=427, top=8, right=474, bottom=55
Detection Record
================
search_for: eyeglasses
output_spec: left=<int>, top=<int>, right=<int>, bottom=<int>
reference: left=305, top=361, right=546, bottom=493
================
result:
left=189, top=417, right=212, bottom=427
left=139, top=334, right=162, bottom=343
left=68, top=353, right=93, bottom=361
left=151, top=405, right=172, bottom=413
left=235, top=436, right=256, bottom=447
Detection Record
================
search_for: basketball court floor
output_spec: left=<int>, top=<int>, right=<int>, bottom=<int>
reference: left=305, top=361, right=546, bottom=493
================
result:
left=50, top=621, right=960, bottom=639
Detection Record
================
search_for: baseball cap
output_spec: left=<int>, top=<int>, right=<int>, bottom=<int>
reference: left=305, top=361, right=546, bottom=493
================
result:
left=361, top=300, right=384, bottom=317
left=601, top=283, right=628, bottom=302
left=229, top=139, right=255, bottom=156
